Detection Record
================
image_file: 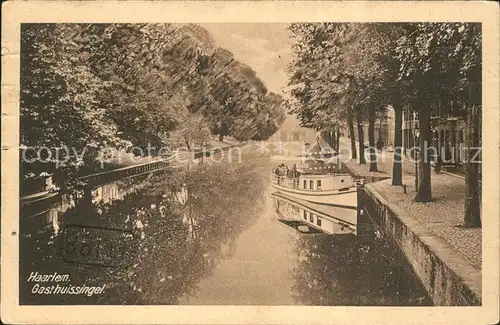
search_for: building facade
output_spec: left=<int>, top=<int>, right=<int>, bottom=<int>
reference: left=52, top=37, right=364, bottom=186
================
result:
left=401, top=107, right=481, bottom=169
left=350, top=106, right=396, bottom=150
left=347, top=104, right=481, bottom=173
left=271, top=126, right=317, bottom=144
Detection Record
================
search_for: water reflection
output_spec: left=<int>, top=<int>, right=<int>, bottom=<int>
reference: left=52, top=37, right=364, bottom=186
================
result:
left=271, top=182, right=432, bottom=306
left=271, top=193, right=358, bottom=236
left=20, top=148, right=432, bottom=306
left=20, top=151, right=271, bottom=305
left=291, top=228, right=432, bottom=306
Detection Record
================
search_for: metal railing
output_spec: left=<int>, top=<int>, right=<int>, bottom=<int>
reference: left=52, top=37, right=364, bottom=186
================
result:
left=21, top=144, right=243, bottom=206
left=270, top=174, right=299, bottom=189
left=81, top=144, right=242, bottom=188
left=79, top=159, right=171, bottom=187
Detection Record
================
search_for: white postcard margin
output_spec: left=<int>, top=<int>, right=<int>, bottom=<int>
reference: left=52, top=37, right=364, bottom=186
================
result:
left=1, top=1, right=499, bottom=324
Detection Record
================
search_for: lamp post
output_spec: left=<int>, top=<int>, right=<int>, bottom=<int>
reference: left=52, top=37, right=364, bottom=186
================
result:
left=413, top=129, right=420, bottom=192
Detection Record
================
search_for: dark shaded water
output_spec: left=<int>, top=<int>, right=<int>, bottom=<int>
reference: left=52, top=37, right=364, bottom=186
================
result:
left=19, top=147, right=432, bottom=305
left=291, top=227, right=431, bottom=305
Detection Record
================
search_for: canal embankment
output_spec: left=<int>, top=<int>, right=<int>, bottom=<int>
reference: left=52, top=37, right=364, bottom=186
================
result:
left=342, top=155, right=481, bottom=306
left=20, top=140, right=243, bottom=217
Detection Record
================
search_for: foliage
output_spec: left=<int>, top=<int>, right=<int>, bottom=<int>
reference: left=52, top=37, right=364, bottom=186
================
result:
left=395, top=23, right=481, bottom=110
left=20, top=148, right=271, bottom=304
left=20, top=24, right=131, bottom=192
left=161, top=106, right=212, bottom=151
left=287, top=23, right=406, bottom=131
left=287, top=22, right=482, bottom=204
left=287, top=22, right=481, bottom=132
left=20, top=23, right=286, bottom=190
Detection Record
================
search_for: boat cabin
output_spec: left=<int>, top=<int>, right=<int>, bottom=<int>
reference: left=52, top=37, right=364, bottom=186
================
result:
left=272, top=173, right=355, bottom=191
left=271, top=159, right=355, bottom=192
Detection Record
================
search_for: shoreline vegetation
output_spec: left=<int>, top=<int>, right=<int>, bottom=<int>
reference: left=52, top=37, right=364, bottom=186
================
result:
left=285, top=23, right=481, bottom=227
left=21, top=23, right=286, bottom=194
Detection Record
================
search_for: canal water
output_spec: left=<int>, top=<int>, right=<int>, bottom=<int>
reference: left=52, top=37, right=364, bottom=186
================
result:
left=179, top=190, right=297, bottom=305
left=19, top=145, right=432, bottom=305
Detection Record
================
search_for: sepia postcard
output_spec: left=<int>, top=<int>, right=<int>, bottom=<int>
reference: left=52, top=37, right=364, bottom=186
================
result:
left=1, top=1, right=499, bottom=324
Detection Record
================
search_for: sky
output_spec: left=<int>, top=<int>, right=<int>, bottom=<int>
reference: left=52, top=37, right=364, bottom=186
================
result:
left=200, top=23, right=300, bottom=130
left=200, top=23, right=293, bottom=94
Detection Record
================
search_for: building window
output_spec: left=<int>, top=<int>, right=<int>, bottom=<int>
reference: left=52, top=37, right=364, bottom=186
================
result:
left=309, top=180, right=314, bottom=190
left=303, top=210, right=307, bottom=220
left=310, top=213, right=314, bottom=223
left=317, top=180, right=322, bottom=190
left=303, top=180, right=307, bottom=189
left=317, top=218, right=322, bottom=227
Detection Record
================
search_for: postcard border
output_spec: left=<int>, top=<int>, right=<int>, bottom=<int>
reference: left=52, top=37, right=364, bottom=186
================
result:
left=2, top=1, right=499, bottom=324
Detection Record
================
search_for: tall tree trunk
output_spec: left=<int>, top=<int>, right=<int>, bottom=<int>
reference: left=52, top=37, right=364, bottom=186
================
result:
left=348, top=112, right=357, bottom=159
left=321, top=131, right=328, bottom=147
left=415, top=104, right=432, bottom=202
left=392, top=98, right=403, bottom=186
left=464, top=103, right=481, bottom=227
left=336, top=129, right=340, bottom=154
left=356, top=112, right=366, bottom=164
left=331, top=130, right=336, bottom=151
left=323, top=130, right=333, bottom=150
left=368, top=106, right=378, bottom=172
left=219, top=134, right=224, bottom=142
left=78, top=186, right=95, bottom=210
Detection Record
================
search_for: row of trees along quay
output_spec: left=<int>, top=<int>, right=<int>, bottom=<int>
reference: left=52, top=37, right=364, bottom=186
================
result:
left=286, top=23, right=481, bottom=228
left=21, top=24, right=286, bottom=197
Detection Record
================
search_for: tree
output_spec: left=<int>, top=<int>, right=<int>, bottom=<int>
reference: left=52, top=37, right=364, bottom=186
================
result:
left=360, top=24, right=407, bottom=179
left=378, top=24, right=408, bottom=186
left=286, top=24, right=352, bottom=156
left=287, top=23, right=394, bottom=168
left=391, top=98, right=404, bottom=186
left=73, top=24, right=183, bottom=149
left=161, top=104, right=212, bottom=152
left=184, top=47, right=285, bottom=142
left=367, top=104, right=378, bottom=171
left=356, top=109, right=367, bottom=164
left=20, top=24, right=130, bottom=192
left=458, top=24, right=482, bottom=227
left=71, top=23, right=284, bottom=148
left=347, top=110, right=357, bottom=159
left=396, top=24, right=437, bottom=202
left=21, top=23, right=286, bottom=191
left=287, top=22, right=482, bottom=222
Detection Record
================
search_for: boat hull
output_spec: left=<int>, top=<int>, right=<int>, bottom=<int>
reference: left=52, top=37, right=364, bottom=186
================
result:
left=270, top=183, right=357, bottom=209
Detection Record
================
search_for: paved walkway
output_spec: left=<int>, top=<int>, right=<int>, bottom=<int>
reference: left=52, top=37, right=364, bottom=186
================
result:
left=340, top=140, right=482, bottom=270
